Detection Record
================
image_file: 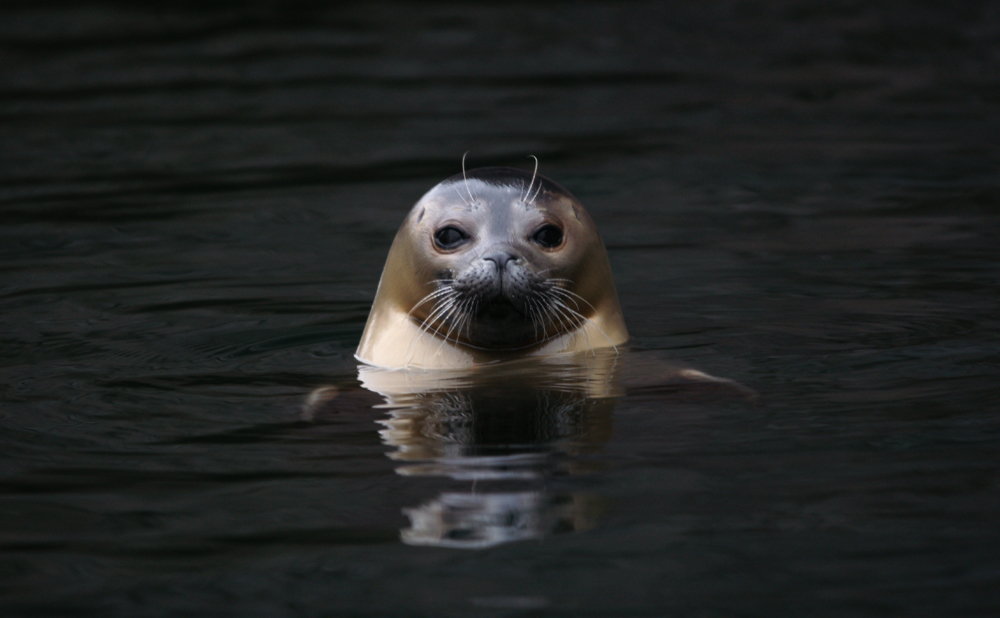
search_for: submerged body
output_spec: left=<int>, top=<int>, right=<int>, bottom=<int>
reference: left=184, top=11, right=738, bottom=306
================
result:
left=356, top=166, right=628, bottom=369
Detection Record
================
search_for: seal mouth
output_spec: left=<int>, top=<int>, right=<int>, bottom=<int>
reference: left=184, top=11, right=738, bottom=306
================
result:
left=417, top=257, right=583, bottom=350
left=479, top=297, right=523, bottom=319
left=416, top=286, right=549, bottom=350
left=459, top=286, right=572, bottom=350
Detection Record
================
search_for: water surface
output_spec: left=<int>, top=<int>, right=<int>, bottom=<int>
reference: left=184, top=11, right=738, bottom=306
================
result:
left=2, top=2, right=999, bottom=616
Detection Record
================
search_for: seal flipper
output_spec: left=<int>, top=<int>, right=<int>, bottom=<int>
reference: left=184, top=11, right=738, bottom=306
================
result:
left=619, top=350, right=760, bottom=404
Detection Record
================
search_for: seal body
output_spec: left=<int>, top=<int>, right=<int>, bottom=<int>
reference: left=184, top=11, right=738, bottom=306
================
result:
left=355, top=166, right=628, bottom=369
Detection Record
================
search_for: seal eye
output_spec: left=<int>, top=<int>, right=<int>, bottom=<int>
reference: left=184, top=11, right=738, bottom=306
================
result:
left=532, top=224, right=563, bottom=248
left=434, top=226, right=469, bottom=250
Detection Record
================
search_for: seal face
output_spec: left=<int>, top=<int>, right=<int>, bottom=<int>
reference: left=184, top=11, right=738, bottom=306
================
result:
left=356, top=166, right=628, bottom=368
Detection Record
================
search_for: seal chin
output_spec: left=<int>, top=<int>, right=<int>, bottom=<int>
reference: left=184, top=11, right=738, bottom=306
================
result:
left=480, top=299, right=522, bottom=320
left=463, top=305, right=542, bottom=349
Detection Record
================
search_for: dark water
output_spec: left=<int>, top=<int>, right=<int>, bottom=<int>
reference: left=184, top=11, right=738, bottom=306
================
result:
left=3, top=2, right=999, bottom=616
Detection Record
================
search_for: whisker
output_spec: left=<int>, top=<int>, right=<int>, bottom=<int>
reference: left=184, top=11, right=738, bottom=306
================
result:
left=417, top=299, right=455, bottom=365
left=523, top=155, right=539, bottom=205
left=461, top=152, right=476, bottom=205
left=550, top=297, right=619, bottom=355
left=549, top=298, right=594, bottom=355
left=546, top=298, right=577, bottom=337
left=548, top=285, right=596, bottom=313
left=405, top=287, right=453, bottom=318
left=423, top=297, right=458, bottom=336
left=465, top=298, right=479, bottom=339
left=453, top=184, right=471, bottom=207
left=461, top=297, right=477, bottom=337
left=527, top=156, right=544, bottom=205
left=432, top=295, right=476, bottom=359
left=525, top=297, right=542, bottom=340
left=547, top=287, right=581, bottom=311
left=406, top=295, right=459, bottom=364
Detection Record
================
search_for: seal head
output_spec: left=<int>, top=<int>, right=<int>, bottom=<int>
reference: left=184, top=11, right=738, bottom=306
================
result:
left=356, top=166, right=628, bottom=368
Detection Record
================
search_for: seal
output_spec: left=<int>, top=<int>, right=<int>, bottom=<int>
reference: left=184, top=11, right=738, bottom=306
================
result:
left=355, top=163, right=628, bottom=369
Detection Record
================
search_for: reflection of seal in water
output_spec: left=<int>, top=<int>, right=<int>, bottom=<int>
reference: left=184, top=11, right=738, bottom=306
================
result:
left=356, top=163, right=628, bottom=368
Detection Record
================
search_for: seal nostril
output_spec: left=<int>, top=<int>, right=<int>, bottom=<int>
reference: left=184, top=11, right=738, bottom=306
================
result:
left=483, top=252, right=518, bottom=270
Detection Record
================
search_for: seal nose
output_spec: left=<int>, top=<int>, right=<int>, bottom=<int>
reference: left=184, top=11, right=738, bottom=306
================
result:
left=483, top=252, right=518, bottom=271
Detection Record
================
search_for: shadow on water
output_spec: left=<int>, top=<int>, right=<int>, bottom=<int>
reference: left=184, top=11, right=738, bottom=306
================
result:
left=304, top=350, right=755, bottom=550
left=304, top=352, right=622, bottom=549
left=369, top=355, right=620, bottom=549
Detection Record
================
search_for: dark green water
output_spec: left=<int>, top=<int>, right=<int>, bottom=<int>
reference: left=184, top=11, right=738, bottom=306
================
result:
left=2, top=2, right=998, bottom=616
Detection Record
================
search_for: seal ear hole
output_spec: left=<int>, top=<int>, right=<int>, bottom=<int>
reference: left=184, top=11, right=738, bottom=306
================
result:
left=434, top=226, right=470, bottom=250
left=532, top=224, right=564, bottom=249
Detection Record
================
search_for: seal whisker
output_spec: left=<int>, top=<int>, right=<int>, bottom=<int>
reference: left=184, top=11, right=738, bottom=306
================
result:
left=433, top=302, right=466, bottom=358
left=545, top=297, right=579, bottom=340
left=453, top=185, right=471, bottom=207
left=548, top=285, right=594, bottom=313
left=438, top=295, right=477, bottom=358
left=546, top=286, right=579, bottom=309
left=454, top=297, right=474, bottom=341
left=535, top=296, right=557, bottom=339
left=410, top=296, right=456, bottom=335
left=529, top=183, right=544, bottom=206
left=546, top=278, right=578, bottom=293
left=403, top=298, right=450, bottom=366
left=548, top=297, right=585, bottom=329
left=522, top=155, right=539, bottom=206
left=406, top=286, right=454, bottom=318
left=451, top=297, right=474, bottom=342
left=462, top=298, right=478, bottom=340
left=526, top=156, right=544, bottom=205
left=533, top=298, right=548, bottom=340
left=549, top=298, right=595, bottom=355
left=461, top=152, right=476, bottom=205
left=551, top=297, right=619, bottom=355
left=407, top=294, right=460, bottom=363
left=421, top=296, right=459, bottom=337
left=525, top=297, right=543, bottom=340
left=418, top=296, right=463, bottom=364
